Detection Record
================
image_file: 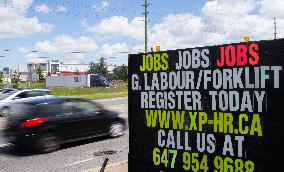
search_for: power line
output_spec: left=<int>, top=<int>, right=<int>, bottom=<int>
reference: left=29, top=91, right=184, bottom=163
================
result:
left=142, top=0, right=150, bottom=53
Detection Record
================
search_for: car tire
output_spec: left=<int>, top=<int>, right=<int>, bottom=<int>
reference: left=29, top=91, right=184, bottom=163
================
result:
left=108, top=122, right=124, bottom=138
left=37, top=133, right=61, bottom=153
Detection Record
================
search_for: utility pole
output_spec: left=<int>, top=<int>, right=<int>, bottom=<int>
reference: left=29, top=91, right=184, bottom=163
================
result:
left=274, top=17, right=277, bottom=39
left=142, top=0, right=149, bottom=53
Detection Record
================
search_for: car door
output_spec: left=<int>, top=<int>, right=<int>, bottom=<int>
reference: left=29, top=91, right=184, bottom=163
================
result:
left=55, top=100, right=91, bottom=140
left=75, top=100, right=108, bottom=135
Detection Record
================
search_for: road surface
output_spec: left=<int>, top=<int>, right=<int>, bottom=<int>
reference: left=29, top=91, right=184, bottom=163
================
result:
left=0, top=97, right=128, bottom=172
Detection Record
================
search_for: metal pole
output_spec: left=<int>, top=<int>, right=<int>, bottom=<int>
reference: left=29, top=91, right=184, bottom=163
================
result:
left=274, top=18, right=277, bottom=39
left=143, top=0, right=149, bottom=53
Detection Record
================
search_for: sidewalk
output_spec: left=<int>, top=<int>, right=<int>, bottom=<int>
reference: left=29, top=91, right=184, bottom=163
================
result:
left=88, top=161, right=128, bottom=172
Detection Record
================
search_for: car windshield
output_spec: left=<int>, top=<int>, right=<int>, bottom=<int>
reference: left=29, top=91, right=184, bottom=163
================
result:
left=0, top=91, right=16, bottom=101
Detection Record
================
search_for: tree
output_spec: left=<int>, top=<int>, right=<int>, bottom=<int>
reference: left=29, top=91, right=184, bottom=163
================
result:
left=36, top=67, right=44, bottom=82
left=0, top=73, right=4, bottom=88
left=87, top=57, right=109, bottom=77
left=11, top=74, right=20, bottom=88
left=111, top=64, right=128, bottom=81
left=119, top=64, right=128, bottom=81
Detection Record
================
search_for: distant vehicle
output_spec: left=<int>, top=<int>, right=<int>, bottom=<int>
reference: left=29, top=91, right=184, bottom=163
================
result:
left=3, top=96, right=126, bottom=153
left=90, top=74, right=110, bottom=87
left=0, top=89, right=52, bottom=116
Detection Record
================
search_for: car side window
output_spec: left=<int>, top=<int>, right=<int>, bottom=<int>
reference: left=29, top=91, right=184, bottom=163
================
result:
left=37, top=103, right=61, bottom=117
left=60, top=101, right=78, bottom=116
left=15, top=92, right=27, bottom=99
left=76, top=101, right=102, bottom=114
left=25, top=91, right=50, bottom=98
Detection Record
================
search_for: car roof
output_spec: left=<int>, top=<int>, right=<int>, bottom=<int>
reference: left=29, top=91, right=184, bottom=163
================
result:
left=18, top=96, right=82, bottom=105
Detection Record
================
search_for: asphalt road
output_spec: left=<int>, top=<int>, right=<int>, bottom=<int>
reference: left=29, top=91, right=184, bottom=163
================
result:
left=0, top=97, right=128, bottom=172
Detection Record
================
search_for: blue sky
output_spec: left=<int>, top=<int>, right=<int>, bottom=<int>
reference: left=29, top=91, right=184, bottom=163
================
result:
left=0, top=0, right=283, bottom=71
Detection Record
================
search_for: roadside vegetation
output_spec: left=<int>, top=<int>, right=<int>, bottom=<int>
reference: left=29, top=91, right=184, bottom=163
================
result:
left=51, top=84, right=127, bottom=100
left=18, top=80, right=128, bottom=100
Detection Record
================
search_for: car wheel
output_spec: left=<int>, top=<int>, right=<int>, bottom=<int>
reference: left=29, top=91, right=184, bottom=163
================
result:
left=108, top=122, right=124, bottom=138
left=37, top=133, right=61, bottom=153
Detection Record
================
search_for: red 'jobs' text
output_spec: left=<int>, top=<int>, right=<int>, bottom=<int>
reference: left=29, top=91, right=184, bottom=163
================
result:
left=216, top=43, right=259, bottom=67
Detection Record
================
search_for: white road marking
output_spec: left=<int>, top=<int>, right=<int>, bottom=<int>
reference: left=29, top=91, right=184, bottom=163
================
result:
left=0, top=143, right=12, bottom=148
left=64, top=157, right=97, bottom=167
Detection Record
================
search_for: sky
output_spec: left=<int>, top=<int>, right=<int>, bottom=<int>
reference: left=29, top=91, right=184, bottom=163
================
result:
left=0, top=0, right=284, bottom=71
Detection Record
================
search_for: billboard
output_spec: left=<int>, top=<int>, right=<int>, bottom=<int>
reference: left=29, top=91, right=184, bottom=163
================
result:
left=128, top=39, right=284, bottom=172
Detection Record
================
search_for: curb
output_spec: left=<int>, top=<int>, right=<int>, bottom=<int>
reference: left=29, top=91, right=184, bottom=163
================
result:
left=87, top=161, right=128, bottom=172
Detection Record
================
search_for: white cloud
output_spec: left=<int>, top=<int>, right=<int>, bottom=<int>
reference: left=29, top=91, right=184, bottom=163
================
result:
left=97, top=43, right=129, bottom=58
left=141, top=0, right=284, bottom=51
left=202, top=0, right=256, bottom=18
left=149, top=13, right=205, bottom=50
left=18, top=47, right=29, bottom=53
left=25, top=35, right=98, bottom=63
left=34, top=41, right=58, bottom=53
left=85, top=16, right=144, bottom=40
left=0, top=0, right=53, bottom=39
left=35, top=3, right=51, bottom=13
left=35, top=3, right=66, bottom=14
left=34, top=35, right=98, bottom=53
left=66, top=53, right=85, bottom=64
left=92, top=0, right=110, bottom=12
left=84, top=0, right=284, bottom=53
left=259, top=0, right=284, bottom=18
left=57, top=6, right=66, bottom=12
left=25, top=52, right=47, bottom=63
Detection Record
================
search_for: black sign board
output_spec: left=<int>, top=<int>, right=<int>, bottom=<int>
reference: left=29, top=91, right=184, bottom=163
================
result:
left=128, top=39, right=284, bottom=172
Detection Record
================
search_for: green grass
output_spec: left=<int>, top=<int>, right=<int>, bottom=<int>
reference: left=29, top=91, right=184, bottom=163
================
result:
left=51, top=86, right=128, bottom=100
left=20, top=81, right=128, bottom=100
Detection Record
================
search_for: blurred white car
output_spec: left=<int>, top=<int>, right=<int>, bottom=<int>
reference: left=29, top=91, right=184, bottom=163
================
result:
left=0, top=89, right=52, bottom=116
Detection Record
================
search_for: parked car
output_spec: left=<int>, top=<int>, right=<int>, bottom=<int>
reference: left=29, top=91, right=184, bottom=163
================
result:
left=3, top=96, right=126, bottom=153
left=0, top=89, right=52, bottom=116
left=90, top=74, right=110, bottom=87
